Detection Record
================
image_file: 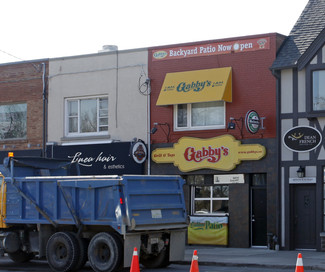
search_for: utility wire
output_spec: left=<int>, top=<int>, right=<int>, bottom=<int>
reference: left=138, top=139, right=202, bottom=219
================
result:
left=0, top=48, right=41, bottom=72
left=0, top=49, right=25, bottom=62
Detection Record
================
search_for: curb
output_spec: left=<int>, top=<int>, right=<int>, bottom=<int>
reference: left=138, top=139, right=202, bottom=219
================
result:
left=174, top=261, right=325, bottom=271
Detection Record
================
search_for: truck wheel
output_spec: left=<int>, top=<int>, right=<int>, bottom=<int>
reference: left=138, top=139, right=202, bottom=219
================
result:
left=46, top=232, right=80, bottom=272
left=110, top=233, right=123, bottom=270
left=71, top=233, right=88, bottom=271
left=140, top=246, right=170, bottom=268
left=88, top=232, right=122, bottom=272
left=8, top=250, right=34, bottom=263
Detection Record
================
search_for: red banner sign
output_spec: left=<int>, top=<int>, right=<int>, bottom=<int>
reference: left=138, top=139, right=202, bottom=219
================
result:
left=152, top=37, right=270, bottom=61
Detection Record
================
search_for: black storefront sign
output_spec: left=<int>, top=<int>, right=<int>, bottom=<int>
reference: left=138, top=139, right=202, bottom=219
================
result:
left=0, top=149, right=43, bottom=162
left=47, top=142, right=144, bottom=175
left=283, top=126, right=322, bottom=152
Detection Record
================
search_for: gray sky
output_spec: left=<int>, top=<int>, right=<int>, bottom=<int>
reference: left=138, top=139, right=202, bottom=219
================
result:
left=0, top=0, right=309, bottom=64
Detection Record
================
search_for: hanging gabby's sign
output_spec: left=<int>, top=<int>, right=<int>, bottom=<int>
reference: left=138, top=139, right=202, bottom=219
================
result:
left=152, top=135, right=266, bottom=172
left=283, top=126, right=322, bottom=152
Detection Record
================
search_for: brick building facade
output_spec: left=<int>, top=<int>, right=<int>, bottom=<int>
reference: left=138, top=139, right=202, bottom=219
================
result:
left=0, top=60, right=48, bottom=158
left=148, top=33, right=285, bottom=248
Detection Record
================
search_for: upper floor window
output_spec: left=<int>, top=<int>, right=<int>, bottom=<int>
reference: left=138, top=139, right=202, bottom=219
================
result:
left=174, top=101, right=225, bottom=131
left=66, top=96, right=108, bottom=136
left=0, top=103, right=27, bottom=140
left=313, top=70, right=325, bottom=111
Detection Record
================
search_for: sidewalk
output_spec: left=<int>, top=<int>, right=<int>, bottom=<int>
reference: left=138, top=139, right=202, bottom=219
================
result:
left=181, top=246, right=325, bottom=270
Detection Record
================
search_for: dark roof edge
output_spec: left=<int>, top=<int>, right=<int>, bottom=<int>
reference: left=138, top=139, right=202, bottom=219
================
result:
left=270, top=63, right=297, bottom=72
left=270, top=36, right=296, bottom=71
left=0, top=58, right=49, bottom=67
left=297, top=27, right=325, bottom=70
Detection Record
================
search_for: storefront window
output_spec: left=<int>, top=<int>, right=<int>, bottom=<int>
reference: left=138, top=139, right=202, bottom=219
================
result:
left=313, top=70, right=325, bottom=111
left=0, top=103, right=27, bottom=139
left=66, top=96, right=108, bottom=136
left=193, top=185, right=229, bottom=215
left=174, top=101, right=225, bottom=130
left=252, top=174, right=266, bottom=186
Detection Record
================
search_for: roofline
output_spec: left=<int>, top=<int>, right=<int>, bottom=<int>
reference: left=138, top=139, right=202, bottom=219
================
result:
left=0, top=58, right=49, bottom=67
left=297, top=27, right=325, bottom=70
left=49, top=47, right=148, bottom=62
left=270, top=63, right=297, bottom=72
left=0, top=46, right=149, bottom=66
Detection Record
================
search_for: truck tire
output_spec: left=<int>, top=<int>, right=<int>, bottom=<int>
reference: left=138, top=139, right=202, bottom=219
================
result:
left=140, top=246, right=170, bottom=268
left=8, top=250, right=34, bottom=263
left=70, top=233, right=88, bottom=271
left=110, top=232, right=123, bottom=270
left=46, top=232, right=80, bottom=272
left=88, top=232, right=122, bottom=272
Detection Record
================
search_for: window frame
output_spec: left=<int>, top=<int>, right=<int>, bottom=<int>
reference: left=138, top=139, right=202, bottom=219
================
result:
left=191, top=185, right=229, bottom=216
left=0, top=102, right=27, bottom=140
left=311, top=69, right=325, bottom=112
left=65, top=96, right=108, bottom=137
left=173, top=101, right=226, bottom=131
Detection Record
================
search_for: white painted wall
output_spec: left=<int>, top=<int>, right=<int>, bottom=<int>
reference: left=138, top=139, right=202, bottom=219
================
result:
left=48, top=49, right=148, bottom=144
left=281, top=69, right=293, bottom=114
left=298, top=69, right=306, bottom=113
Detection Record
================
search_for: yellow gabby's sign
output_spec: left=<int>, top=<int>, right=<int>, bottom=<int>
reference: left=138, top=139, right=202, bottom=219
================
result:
left=152, top=135, right=266, bottom=172
left=156, top=67, right=232, bottom=106
left=188, top=216, right=228, bottom=245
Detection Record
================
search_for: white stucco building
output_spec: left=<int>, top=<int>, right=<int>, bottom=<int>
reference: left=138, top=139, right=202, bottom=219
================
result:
left=47, top=47, right=149, bottom=175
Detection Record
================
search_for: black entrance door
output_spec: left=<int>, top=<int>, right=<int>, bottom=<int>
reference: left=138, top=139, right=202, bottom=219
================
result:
left=293, top=185, right=316, bottom=249
left=251, top=187, right=267, bottom=246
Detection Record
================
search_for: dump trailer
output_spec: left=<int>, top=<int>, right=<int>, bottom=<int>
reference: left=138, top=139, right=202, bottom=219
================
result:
left=0, top=156, right=187, bottom=272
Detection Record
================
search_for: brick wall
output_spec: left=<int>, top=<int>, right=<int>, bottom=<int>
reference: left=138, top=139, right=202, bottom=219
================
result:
left=0, top=60, right=48, bottom=151
left=149, top=33, right=281, bottom=144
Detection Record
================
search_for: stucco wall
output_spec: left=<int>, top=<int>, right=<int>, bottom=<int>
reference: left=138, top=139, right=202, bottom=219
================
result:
left=278, top=44, right=325, bottom=250
left=48, top=49, right=148, bottom=144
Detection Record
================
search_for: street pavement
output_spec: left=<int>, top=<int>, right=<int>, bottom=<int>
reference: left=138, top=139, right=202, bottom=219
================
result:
left=181, top=246, right=325, bottom=271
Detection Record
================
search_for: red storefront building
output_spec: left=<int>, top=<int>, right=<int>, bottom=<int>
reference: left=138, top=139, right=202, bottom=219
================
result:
left=0, top=60, right=48, bottom=159
left=149, top=33, right=284, bottom=248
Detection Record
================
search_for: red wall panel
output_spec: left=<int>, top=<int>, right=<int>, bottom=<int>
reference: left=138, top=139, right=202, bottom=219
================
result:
left=149, top=33, right=280, bottom=143
left=0, top=61, right=48, bottom=150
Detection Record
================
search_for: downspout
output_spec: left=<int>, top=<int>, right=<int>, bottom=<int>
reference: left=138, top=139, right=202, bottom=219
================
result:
left=147, top=86, right=151, bottom=175
left=115, top=50, right=119, bottom=129
left=42, top=63, right=47, bottom=157
left=271, top=68, right=281, bottom=249
left=138, top=73, right=151, bottom=175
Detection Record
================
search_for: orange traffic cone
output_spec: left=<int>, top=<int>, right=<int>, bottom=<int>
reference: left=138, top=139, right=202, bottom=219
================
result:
left=190, top=250, right=199, bottom=272
left=130, top=247, right=140, bottom=272
left=295, top=253, right=304, bottom=272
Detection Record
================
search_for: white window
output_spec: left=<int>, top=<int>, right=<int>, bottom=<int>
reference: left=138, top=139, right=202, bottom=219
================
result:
left=174, top=101, right=225, bottom=130
left=192, top=185, right=229, bottom=215
left=313, top=70, right=325, bottom=111
left=65, top=96, right=108, bottom=136
left=0, top=103, right=27, bottom=139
